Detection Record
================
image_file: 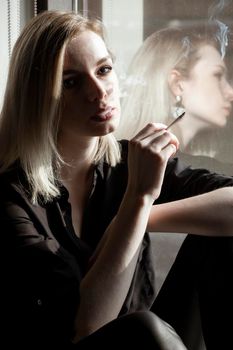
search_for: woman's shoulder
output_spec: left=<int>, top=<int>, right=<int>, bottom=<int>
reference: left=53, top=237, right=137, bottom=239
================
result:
left=177, top=151, right=233, bottom=176
left=0, top=166, right=33, bottom=208
left=0, top=168, right=17, bottom=190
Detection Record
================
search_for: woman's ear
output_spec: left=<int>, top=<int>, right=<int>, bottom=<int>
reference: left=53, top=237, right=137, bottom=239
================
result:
left=168, top=69, right=183, bottom=97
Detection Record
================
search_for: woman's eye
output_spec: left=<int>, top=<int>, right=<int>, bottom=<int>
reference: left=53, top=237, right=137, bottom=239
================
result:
left=63, top=78, right=77, bottom=89
left=214, top=70, right=226, bottom=80
left=214, top=72, right=222, bottom=79
left=98, top=65, right=113, bottom=75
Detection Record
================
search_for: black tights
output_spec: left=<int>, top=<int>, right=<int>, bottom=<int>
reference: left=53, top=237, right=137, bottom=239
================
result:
left=77, top=311, right=187, bottom=349
left=151, top=235, right=233, bottom=350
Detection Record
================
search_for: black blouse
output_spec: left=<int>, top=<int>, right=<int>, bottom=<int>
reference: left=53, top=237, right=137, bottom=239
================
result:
left=1, top=140, right=233, bottom=348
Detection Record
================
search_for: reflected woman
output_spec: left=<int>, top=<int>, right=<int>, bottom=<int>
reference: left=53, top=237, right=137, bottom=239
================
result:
left=116, top=24, right=233, bottom=173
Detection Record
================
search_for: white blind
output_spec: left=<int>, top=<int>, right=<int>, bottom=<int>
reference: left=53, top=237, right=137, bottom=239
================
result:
left=0, top=0, right=35, bottom=108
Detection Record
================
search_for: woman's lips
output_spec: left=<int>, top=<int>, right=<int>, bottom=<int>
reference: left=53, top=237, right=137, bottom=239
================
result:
left=91, top=107, right=116, bottom=121
left=223, top=106, right=232, bottom=116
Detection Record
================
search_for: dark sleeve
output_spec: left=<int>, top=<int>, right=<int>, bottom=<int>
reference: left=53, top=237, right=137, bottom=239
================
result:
left=157, top=157, right=233, bottom=203
left=0, top=190, right=82, bottom=348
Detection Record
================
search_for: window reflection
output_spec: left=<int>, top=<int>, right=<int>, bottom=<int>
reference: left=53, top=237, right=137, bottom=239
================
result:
left=115, top=21, right=233, bottom=174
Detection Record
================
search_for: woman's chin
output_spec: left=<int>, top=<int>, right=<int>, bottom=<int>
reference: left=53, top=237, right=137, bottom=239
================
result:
left=94, top=124, right=118, bottom=137
left=103, top=121, right=120, bottom=135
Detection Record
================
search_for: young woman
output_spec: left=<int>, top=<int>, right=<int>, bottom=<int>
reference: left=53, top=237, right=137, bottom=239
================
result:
left=1, top=11, right=233, bottom=349
left=116, top=25, right=233, bottom=173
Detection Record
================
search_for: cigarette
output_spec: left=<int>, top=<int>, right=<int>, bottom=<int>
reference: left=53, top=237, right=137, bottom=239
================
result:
left=166, top=112, right=185, bottom=130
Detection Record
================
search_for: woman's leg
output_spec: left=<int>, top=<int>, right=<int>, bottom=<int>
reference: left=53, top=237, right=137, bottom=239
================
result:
left=198, top=236, right=233, bottom=350
left=151, top=235, right=233, bottom=350
left=76, top=311, right=187, bottom=349
left=151, top=235, right=204, bottom=348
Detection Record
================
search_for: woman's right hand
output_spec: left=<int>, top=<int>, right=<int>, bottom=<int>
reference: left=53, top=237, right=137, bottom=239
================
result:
left=127, top=123, right=179, bottom=203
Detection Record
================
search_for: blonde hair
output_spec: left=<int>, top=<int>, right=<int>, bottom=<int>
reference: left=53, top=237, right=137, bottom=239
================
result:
left=0, top=10, right=121, bottom=203
left=116, top=24, right=223, bottom=140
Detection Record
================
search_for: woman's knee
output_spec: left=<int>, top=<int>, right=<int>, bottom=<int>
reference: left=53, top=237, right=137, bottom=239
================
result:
left=124, top=311, right=187, bottom=350
left=76, top=311, right=187, bottom=349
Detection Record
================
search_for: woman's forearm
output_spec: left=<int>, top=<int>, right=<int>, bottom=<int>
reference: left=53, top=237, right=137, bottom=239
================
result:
left=73, top=190, right=153, bottom=342
left=148, top=187, right=233, bottom=236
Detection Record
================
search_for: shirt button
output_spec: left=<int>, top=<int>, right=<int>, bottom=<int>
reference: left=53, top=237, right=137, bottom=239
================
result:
left=37, top=299, right=42, bottom=306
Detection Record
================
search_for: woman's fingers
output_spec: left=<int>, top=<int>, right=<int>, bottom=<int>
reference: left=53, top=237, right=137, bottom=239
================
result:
left=132, top=123, right=167, bottom=141
left=149, top=131, right=179, bottom=154
left=131, top=122, right=179, bottom=155
left=127, top=123, right=180, bottom=200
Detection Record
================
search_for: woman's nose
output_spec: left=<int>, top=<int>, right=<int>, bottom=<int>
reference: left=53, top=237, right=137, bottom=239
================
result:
left=225, top=81, right=233, bottom=102
left=86, top=77, right=108, bottom=102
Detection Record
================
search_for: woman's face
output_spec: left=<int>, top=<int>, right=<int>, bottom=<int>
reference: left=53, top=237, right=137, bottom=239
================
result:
left=181, top=45, right=233, bottom=128
left=59, top=30, right=121, bottom=138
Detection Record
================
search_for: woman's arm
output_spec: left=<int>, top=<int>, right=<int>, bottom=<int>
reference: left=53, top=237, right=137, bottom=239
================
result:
left=148, top=187, right=233, bottom=235
left=73, top=192, right=152, bottom=341
left=73, top=124, right=179, bottom=342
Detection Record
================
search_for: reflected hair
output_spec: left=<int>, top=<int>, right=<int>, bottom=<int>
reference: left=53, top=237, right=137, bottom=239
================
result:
left=0, top=10, right=121, bottom=204
left=116, top=23, right=227, bottom=140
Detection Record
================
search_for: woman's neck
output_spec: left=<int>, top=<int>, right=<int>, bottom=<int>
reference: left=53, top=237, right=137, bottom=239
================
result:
left=58, top=132, right=98, bottom=181
left=173, top=114, right=206, bottom=152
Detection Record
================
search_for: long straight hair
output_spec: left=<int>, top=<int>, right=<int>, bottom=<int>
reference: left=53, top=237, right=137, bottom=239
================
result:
left=116, top=23, right=224, bottom=140
left=0, top=11, right=121, bottom=203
